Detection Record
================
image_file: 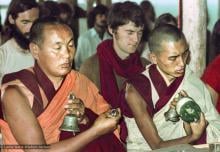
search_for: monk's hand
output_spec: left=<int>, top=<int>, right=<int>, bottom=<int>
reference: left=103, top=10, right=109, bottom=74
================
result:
left=189, top=112, right=207, bottom=141
left=92, top=108, right=121, bottom=136
left=183, top=121, right=192, bottom=136
left=170, top=90, right=189, bottom=108
left=64, top=97, right=87, bottom=124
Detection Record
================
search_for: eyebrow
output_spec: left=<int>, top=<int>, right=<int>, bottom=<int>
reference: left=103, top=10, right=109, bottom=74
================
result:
left=168, top=48, right=189, bottom=58
left=54, top=38, right=74, bottom=45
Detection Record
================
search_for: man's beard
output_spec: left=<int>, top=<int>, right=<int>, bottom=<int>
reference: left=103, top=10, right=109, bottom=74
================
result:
left=96, top=20, right=107, bottom=29
left=13, top=26, right=30, bottom=50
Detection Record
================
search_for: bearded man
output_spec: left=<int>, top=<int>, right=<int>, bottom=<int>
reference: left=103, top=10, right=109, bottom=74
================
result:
left=0, top=0, right=39, bottom=83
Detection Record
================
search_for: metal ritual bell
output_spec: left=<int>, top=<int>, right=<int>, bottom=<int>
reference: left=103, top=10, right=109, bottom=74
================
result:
left=164, top=107, right=180, bottom=122
left=60, top=114, right=80, bottom=132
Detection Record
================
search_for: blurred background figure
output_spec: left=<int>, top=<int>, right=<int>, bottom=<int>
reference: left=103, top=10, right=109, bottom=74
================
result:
left=39, top=0, right=60, bottom=18
left=138, top=0, right=156, bottom=61
left=208, top=19, right=220, bottom=64
left=154, top=13, right=177, bottom=28
left=58, top=2, right=73, bottom=25
left=0, top=0, right=39, bottom=84
left=74, top=4, right=110, bottom=70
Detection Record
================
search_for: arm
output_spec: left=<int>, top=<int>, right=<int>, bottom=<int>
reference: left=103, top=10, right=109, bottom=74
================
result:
left=125, top=83, right=206, bottom=150
left=2, top=85, right=120, bottom=152
left=205, top=84, right=219, bottom=106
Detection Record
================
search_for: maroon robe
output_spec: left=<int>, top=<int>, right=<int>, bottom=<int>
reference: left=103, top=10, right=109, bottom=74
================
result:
left=97, top=39, right=145, bottom=142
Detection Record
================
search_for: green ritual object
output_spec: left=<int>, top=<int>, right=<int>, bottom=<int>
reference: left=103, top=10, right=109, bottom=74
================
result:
left=176, top=97, right=202, bottom=123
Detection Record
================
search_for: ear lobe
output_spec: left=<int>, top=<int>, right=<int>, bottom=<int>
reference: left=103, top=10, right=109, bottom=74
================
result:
left=108, top=26, right=113, bottom=35
left=29, top=43, right=39, bottom=60
left=8, top=15, right=15, bottom=24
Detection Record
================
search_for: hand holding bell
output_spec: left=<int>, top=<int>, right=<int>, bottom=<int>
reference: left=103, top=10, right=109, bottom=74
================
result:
left=60, top=93, right=85, bottom=133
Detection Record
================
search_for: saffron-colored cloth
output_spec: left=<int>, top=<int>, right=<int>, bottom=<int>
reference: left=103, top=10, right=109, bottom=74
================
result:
left=201, top=55, right=220, bottom=113
left=0, top=63, right=123, bottom=152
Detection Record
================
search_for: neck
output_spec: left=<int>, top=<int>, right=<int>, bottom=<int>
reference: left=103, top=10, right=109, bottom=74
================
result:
left=156, top=66, right=175, bottom=86
left=50, top=77, right=64, bottom=90
left=94, top=25, right=105, bottom=40
left=113, top=40, right=130, bottom=60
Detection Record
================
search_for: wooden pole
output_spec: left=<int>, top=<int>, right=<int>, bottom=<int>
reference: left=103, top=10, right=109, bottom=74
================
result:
left=182, top=0, right=207, bottom=77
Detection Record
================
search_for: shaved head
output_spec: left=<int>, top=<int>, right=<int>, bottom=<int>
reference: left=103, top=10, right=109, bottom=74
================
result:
left=148, top=24, right=187, bottom=54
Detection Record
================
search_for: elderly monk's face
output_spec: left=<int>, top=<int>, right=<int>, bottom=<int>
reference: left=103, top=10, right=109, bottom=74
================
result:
left=36, top=24, right=75, bottom=79
left=153, top=39, right=189, bottom=82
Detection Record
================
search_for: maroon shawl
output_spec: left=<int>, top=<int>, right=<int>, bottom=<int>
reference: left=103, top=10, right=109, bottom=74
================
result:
left=97, top=39, right=145, bottom=142
left=97, top=39, right=145, bottom=108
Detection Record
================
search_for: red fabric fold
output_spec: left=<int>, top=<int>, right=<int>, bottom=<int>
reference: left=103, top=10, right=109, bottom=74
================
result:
left=97, top=39, right=145, bottom=108
left=97, top=39, right=145, bottom=143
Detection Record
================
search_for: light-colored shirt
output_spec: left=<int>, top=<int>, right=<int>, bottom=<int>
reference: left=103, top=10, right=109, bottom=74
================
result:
left=0, top=38, right=34, bottom=84
left=75, top=27, right=111, bottom=70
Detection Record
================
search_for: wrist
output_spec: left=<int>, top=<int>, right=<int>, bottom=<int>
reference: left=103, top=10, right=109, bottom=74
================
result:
left=189, top=134, right=200, bottom=143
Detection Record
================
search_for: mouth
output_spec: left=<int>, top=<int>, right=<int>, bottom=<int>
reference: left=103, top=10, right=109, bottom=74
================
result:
left=176, top=69, right=184, bottom=74
left=61, top=62, right=71, bottom=68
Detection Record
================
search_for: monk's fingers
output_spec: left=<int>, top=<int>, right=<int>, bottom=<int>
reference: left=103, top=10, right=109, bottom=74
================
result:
left=180, top=90, right=188, bottom=97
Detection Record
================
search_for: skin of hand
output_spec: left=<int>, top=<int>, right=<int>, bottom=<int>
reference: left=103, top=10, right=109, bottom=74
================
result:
left=124, top=84, right=208, bottom=149
left=170, top=90, right=207, bottom=139
left=189, top=112, right=206, bottom=140
left=64, top=97, right=87, bottom=124
left=92, top=108, right=121, bottom=136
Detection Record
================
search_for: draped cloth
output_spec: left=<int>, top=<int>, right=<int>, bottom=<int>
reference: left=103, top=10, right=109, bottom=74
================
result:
left=0, top=63, right=123, bottom=152
left=120, top=64, right=220, bottom=151
left=97, top=39, right=145, bottom=108
left=97, top=39, right=145, bottom=142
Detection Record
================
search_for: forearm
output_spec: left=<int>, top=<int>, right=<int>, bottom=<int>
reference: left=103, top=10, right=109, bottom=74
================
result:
left=156, top=134, right=197, bottom=150
left=47, top=127, right=99, bottom=152
left=136, top=117, right=197, bottom=150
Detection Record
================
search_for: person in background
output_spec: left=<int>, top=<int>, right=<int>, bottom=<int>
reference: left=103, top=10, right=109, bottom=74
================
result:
left=58, top=2, right=74, bottom=26
left=138, top=0, right=156, bottom=61
left=154, top=13, right=177, bottom=28
left=201, top=19, right=220, bottom=113
left=119, top=24, right=220, bottom=151
left=207, top=19, right=220, bottom=64
left=0, top=17, right=125, bottom=152
left=74, top=4, right=111, bottom=70
left=0, top=0, right=39, bottom=84
left=80, top=1, right=150, bottom=142
left=201, top=55, right=220, bottom=113
left=38, top=1, right=60, bottom=19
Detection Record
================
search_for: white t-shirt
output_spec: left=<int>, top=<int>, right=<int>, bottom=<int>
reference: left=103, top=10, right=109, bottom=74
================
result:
left=0, top=38, right=34, bottom=84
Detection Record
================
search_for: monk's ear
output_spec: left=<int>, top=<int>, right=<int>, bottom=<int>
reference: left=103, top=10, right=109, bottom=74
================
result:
left=8, top=15, right=15, bottom=24
left=149, top=52, right=157, bottom=64
left=108, top=26, right=114, bottom=35
left=29, top=42, right=39, bottom=60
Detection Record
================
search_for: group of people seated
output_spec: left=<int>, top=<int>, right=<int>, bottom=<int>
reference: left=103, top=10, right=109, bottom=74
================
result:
left=0, top=0, right=220, bottom=152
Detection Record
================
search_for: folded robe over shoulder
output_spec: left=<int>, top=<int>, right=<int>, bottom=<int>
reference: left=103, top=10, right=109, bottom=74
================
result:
left=0, top=63, right=124, bottom=152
